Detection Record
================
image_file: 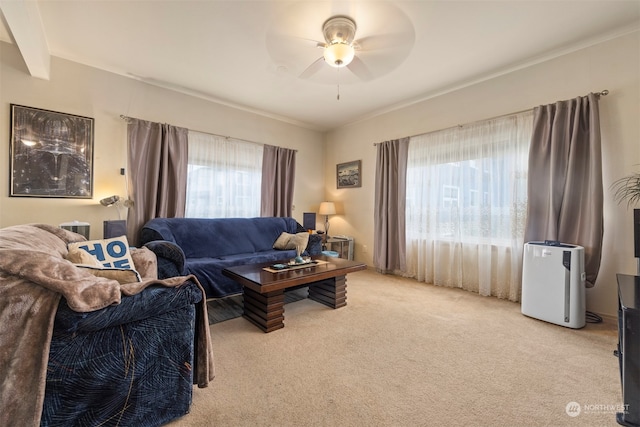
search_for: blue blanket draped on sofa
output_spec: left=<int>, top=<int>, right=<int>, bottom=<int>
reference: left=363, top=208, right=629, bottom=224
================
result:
left=140, top=217, right=323, bottom=299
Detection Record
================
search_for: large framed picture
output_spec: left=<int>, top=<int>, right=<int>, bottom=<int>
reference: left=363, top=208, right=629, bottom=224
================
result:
left=10, top=104, right=94, bottom=198
left=337, top=160, right=361, bottom=189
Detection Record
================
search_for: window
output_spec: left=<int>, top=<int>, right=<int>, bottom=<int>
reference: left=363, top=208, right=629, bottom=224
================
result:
left=403, top=111, right=533, bottom=299
left=185, top=131, right=263, bottom=218
left=442, top=185, right=459, bottom=208
left=405, top=113, right=532, bottom=244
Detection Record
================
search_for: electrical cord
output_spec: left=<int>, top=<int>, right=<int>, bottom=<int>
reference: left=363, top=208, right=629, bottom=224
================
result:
left=586, top=311, right=603, bottom=323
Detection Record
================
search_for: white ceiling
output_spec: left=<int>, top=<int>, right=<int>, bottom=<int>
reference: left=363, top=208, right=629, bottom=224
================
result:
left=1, top=1, right=639, bottom=131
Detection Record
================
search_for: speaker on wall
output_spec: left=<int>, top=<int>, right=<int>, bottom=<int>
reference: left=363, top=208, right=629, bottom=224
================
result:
left=103, top=220, right=127, bottom=239
left=303, top=212, right=316, bottom=231
left=634, top=209, right=640, bottom=259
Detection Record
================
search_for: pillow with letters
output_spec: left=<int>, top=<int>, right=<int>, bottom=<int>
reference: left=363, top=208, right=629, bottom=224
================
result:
left=67, top=236, right=141, bottom=284
left=68, top=235, right=135, bottom=269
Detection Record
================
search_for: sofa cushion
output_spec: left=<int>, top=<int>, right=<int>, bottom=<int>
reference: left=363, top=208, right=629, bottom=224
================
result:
left=187, top=249, right=298, bottom=297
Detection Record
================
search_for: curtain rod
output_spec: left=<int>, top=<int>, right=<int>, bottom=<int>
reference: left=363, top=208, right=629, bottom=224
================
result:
left=120, top=114, right=296, bottom=151
left=372, top=89, right=609, bottom=146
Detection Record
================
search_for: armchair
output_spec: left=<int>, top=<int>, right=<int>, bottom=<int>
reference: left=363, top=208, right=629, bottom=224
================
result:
left=42, top=279, right=202, bottom=426
left=0, top=224, right=213, bottom=427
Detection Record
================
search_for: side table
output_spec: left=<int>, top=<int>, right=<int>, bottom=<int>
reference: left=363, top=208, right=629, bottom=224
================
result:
left=325, top=237, right=350, bottom=259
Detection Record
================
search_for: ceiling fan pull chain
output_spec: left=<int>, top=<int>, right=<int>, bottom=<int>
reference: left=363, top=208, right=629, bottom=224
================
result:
left=337, top=67, right=341, bottom=101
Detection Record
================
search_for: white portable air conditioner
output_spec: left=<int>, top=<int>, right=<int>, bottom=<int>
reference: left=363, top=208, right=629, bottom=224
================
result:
left=521, top=241, right=586, bottom=329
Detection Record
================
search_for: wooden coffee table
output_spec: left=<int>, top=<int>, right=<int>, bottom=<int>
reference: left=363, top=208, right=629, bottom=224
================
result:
left=222, top=255, right=366, bottom=332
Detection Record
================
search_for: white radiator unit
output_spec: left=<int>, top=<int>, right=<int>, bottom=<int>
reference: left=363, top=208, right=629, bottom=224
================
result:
left=521, top=241, right=586, bottom=329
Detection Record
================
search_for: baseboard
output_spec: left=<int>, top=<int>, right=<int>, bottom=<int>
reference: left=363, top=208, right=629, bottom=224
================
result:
left=591, top=311, right=617, bottom=325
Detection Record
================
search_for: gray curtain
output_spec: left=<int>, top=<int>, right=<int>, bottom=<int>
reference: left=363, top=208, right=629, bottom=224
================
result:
left=261, top=144, right=296, bottom=217
left=374, top=138, right=409, bottom=274
left=127, top=118, right=188, bottom=245
left=524, top=93, right=603, bottom=287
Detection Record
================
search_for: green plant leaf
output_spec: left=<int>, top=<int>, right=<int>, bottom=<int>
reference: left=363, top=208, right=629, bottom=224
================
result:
left=611, top=171, right=640, bottom=208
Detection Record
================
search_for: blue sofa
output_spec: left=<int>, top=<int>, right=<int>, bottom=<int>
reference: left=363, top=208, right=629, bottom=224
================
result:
left=140, top=217, right=323, bottom=299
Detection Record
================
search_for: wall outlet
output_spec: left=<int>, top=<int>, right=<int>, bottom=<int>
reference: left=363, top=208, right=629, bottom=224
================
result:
left=362, top=245, right=368, bottom=254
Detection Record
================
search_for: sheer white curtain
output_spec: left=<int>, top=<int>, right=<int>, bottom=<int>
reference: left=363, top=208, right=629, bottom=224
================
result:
left=186, top=131, right=263, bottom=218
left=404, top=111, right=533, bottom=301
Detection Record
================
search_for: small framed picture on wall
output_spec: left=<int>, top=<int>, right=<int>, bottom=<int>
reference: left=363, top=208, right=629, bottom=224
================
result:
left=9, top=104, right=94, bottom=198
left=337, top=160, right=361, bottom=189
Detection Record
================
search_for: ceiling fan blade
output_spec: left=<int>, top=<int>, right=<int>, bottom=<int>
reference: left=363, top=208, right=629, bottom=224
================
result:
left=299, top=57, right=325, bottom=79
left=268, top=32, right=325, bottom=49
left=266, top=32, right=326, bottom=69
left=347, top=56, right=373, bottom=81
left=354, top=33, right=414, bottom=51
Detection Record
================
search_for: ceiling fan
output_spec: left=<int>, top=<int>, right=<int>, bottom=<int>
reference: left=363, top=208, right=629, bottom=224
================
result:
left=300, top=16, right=362, bottom=79
left=299, top=15, right=399, bottom=82
left=266, top=5, right=415, bottom=86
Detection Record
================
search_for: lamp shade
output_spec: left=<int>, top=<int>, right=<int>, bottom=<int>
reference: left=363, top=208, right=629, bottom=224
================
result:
left=323, top=43, right=355, bottom=68
left=319, top=202, right=336, bottom=215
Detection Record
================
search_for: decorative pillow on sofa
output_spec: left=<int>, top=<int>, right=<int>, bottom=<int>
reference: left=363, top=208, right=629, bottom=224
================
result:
left=273, top=232, right=310, bottom=252
left=65, top=246, right=104, bottom=267
left=65, top=243, right=142, bottom=284
left=68, top=236, right=135, bottom=269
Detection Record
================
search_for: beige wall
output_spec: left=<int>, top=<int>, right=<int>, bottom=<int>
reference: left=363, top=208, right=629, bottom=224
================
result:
left=0, top=41, right=325, bottom=237
left=324, top=31, right=640, bottom=318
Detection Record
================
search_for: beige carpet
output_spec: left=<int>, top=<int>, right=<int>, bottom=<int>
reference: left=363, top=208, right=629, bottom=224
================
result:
left=168, top=269, right=621, bottom=427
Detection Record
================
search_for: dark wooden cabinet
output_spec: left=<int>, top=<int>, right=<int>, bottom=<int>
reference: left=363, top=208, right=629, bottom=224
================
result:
left=617, top=274, right=640, bottom=426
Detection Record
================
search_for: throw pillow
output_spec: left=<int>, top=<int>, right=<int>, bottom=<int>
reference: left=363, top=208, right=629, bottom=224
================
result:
left=290, top=232, right=310, bottom=252
left=65, top=246, right=103, bottom=267
left=66, top=239, right=142, bottom=285
left=273, top=232, right=294, bottom=250
left=68, top=235, right=135, bottom=269
left=272, top=232, right=310, bottom=252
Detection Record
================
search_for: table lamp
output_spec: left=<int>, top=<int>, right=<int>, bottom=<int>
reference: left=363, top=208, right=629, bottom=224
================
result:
left=318, top=202, right=336, bottom=237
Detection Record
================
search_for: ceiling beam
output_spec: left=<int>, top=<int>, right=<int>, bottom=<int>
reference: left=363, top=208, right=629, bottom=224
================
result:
left=0, top=0, right=50, bottom=79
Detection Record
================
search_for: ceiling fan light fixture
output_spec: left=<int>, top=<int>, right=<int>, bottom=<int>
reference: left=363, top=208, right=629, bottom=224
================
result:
left=323, top=42, right=355, bottom=68
left=322, top=16, right=356, bottom=45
